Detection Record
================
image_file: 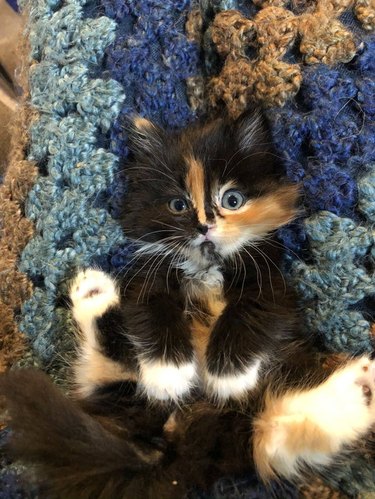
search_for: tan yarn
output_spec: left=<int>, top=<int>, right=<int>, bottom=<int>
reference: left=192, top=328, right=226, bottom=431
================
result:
left=355, top=0, right=375, bottom=30
left=0, top=31, right=37, bottom=373
left=190, top=0, right=374, bottom=118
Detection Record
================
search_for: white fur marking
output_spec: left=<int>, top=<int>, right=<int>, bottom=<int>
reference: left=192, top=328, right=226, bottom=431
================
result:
left=70, top=269, right=119, bottom=328
left=139, top=359, right=198, bottom=401
left=204, top=359, right=262, bottom=400
left=265, top=356, right=375, bottom=477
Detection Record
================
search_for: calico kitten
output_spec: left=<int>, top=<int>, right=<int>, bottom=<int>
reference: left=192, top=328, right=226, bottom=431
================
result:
left=72, top=111, right=300, bottom=403
left=1, top=110, right=375, bottom=499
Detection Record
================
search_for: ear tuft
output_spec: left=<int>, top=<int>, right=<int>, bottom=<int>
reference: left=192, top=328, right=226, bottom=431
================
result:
left=235, top=108, right=269, bottom=151
left=129, top=116, right=164, bottom=155
left=133, top=117, right=155, bottom=131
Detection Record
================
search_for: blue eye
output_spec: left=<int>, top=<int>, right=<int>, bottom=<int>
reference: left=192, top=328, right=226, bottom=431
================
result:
left=168, top=198, right=188, bottom=214
left=221, top=189, right=245, bottom=210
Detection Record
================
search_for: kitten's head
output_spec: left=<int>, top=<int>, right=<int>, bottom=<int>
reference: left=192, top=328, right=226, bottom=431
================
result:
left=122, top=112, right=298, bottom=266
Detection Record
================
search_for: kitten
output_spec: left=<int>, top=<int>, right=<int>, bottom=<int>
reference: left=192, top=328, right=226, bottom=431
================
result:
left=73, top=111, right=300, bottom=403
left=1, top=110, right=375, bottom=499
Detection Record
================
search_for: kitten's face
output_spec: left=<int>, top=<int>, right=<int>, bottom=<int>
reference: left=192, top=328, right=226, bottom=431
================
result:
left=123, top=113, right=298, bottom=266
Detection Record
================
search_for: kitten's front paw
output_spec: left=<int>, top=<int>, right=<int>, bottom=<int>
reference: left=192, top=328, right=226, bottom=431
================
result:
left=203, top=359, right=262, bottom=402
left=70, top=269, right=120, bottom=324
left=139, top=359, right=198, bottom=402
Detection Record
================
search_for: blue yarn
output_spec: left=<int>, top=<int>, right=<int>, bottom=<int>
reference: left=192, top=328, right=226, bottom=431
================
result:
left=18, top=0, right=126, bottom=361
left=187, top=474, right=298, bottom=499
left=6, top=0, right=18, bottom=11
left=268, top=46, right=375, bottom=355
left=9, top=0, right=375, bottom=497
left=0, top=430, right=36, bottom=499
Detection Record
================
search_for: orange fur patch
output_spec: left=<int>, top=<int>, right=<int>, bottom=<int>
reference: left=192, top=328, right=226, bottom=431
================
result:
left=133, top=116, right=154, bottom=130
left=253, top=391, right=333, bottom=481
left=189, top=292, right=227, bottom=365
left=74, top=349, right=137, bottom=398
left=220, top=184, right=299, bottom=237
left=185, top=156, right=206, bottom=224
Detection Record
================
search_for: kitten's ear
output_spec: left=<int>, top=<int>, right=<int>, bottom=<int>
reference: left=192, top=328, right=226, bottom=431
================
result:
left=129, top=116, right=165, bottom=155
left=233, top=108, right=269, bottom=151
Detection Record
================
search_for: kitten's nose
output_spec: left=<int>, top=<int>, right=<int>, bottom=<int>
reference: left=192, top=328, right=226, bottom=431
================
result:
left=197, top=223, right=209, bottom=235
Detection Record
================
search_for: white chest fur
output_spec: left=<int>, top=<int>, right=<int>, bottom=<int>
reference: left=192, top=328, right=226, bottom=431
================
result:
left=179, top=259, right=224, bottom=302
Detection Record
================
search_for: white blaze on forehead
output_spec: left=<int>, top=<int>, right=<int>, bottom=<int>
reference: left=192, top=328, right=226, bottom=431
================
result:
left=185, top=155, right=206, bottom=224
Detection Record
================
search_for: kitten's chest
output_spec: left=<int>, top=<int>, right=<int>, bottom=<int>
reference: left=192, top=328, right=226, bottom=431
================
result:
left=181, top=264, right=227, bottom=364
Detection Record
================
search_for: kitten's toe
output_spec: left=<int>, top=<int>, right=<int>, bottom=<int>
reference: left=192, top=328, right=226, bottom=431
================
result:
left=139, top=359, right=198, bottom=402
left=70, top=269, right=120, bottom=322
left=352, top=357, right=375, bottom=406
left=203, top=359, right=262, bottom=402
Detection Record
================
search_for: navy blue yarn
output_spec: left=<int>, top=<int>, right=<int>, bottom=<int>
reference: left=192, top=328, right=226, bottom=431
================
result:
left=5, top=0, right=18, bottom=11
left=187, top=474, right=298, bottom=499
left=0, top=430, right=36, bottom=499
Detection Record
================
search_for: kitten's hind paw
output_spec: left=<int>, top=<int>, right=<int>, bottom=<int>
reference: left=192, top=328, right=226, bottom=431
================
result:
left=253, top=356, right=375, bottom=481
left=139, top=359, right=198, bottom=402
left=70, top=269, right=120, bottom=323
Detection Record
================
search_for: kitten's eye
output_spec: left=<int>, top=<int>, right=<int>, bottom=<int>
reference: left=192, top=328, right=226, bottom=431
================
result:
left=168, top=198, right=188, bottom=214
left=221, top=190, right=245, bottom=210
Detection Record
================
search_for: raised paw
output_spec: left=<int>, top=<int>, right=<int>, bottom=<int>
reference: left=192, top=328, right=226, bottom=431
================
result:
left=70, top=269, right=120, bottom=324
left=139, top=359, right=198, bottom=402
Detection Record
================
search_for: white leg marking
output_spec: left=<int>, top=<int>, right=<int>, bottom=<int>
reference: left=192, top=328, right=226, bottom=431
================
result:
left=204, top=359, right=262, bottom=401
left=139, top=359, right=198, bottom=401
left=69, top=269, right=126, bottom=397
left=70, top=269, right=120, bottom=334
left=260, top=356, right=375, bottom=478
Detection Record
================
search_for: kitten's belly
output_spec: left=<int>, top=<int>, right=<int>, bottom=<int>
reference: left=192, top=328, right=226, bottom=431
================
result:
left=190, top=318, right=211, bottom=366
left=188, top=291, right=226, bottom=368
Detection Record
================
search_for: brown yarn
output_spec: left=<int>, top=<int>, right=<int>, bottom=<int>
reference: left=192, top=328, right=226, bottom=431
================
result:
left=186, top=8, right=203, bottom=43
left=0, top=25, right=38, bottom=373
left=205, top=0, right=373, bottom=118
left=355, top=0, right=375, bottom=30
left=211, top=10, right=256, bottom=57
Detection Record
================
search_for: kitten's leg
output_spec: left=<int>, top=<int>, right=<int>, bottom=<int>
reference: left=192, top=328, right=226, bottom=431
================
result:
left=253, top=356, right=375, bottom=480
left=203, top=301, right=266, bottom=402
left=124, top=295, right=197, bottom=402
left=70, top=269, right=137, bottom=397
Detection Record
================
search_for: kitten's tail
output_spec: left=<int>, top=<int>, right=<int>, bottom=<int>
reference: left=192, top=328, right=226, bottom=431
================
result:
left=0, top=369, right=174, bottom=499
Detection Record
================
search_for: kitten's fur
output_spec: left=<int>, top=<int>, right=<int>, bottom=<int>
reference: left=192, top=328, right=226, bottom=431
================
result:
left=1, top=111, right=375, bottom=499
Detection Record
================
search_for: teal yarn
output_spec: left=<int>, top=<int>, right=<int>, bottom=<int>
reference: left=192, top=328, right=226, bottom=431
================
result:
left=18, top=0, right=126, bottom=361
left=290, top=209, right=374, bottom=352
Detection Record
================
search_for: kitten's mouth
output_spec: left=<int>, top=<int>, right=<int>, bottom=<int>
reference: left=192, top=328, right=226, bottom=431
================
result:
left=200, top=240, right=216, bottom=258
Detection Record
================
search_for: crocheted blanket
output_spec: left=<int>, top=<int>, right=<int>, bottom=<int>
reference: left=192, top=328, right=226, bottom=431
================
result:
left=0, top=0, right=374, bottom=497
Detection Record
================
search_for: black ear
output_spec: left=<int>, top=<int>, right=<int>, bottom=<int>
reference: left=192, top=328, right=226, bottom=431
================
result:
left=233, top=108, right=270, bottom=151
left=129, top=116, right=165, bottom=156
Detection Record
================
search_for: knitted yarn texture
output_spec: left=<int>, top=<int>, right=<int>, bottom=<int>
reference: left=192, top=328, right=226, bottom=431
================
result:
left=0, top=0, right=374, bottom=497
